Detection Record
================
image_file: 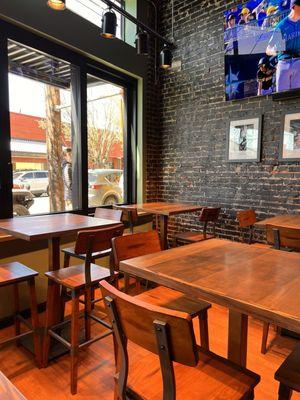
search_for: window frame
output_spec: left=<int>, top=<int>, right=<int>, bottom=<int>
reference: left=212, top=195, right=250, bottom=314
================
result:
left=0, top=19, right=137, bottom=219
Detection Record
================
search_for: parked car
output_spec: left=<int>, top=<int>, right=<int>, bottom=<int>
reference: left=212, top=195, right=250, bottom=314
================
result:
left=13, top=170, right=49, bottom=197
left=12, top=188, right=34, bottom=216
left=88, top=169, right=123, bottom=207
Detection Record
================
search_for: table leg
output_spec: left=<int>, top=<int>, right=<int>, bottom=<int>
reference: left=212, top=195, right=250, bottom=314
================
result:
left=227, top=310, right=248, bottom=367
left=159, top=215, right=169, bottom=250
left=48, top=237, right=60, bottom=271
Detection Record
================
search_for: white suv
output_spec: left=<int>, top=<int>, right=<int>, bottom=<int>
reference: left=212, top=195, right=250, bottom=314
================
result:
left=13, top=171, right=49, bottom=197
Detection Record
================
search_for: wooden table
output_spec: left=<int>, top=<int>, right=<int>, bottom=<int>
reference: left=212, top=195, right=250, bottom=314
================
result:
left=0, top=371, right=27, bottom=399
left=256, top=214, right=300, bottom=228
left=121, top=202, right=203, bottom=249
left=120, top=238, right=300, bottom=368
left=0, top=213, right=121, bottom=357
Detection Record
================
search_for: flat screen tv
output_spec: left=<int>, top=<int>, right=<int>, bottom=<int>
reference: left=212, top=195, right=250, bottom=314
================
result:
left=224, top=0, right=300, bottom=101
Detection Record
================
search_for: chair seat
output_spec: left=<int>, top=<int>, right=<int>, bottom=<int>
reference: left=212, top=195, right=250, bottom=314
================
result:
left=62, top=246, right=111, bottom=261
left=275, top=343, right=300, bottom=392
left=0, top=262, right=38, bottom=287
left=45, top=264, right=113, bottom=289
left=135, top=286, right=210, bottom=318
left=127, top=347, right=260, bottom=400
left=175, top=231, right=214, bottom=243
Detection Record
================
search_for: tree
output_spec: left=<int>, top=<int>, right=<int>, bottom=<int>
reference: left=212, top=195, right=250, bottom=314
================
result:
left=44, top=85, right=65, bottom=212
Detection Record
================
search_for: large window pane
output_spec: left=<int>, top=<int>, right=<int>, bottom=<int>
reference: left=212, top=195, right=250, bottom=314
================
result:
left=87, top=74, right=125, bottom=207
left=8, top=40, right=77, bottom=216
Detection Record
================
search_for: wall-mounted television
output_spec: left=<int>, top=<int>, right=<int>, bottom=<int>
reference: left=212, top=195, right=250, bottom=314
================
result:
left=224, top=0, right=300, bottom=101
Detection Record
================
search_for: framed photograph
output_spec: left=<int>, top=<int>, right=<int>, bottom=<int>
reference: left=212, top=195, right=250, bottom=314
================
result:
left=227, top=116, right=262, bottom=162
left=280, top=113, right=300, bottom=161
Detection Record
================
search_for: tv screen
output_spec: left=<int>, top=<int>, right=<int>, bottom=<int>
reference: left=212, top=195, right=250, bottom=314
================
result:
left=224, top=0, right=300, bottom=101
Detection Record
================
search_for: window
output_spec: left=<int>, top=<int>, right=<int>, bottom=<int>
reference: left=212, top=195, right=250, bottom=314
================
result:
left=87, top=74, right=125, bottom=207
left=0, top=22, right=137, bottom=219
left=8, top=40, right=76, bottom=215
left=67, top=0, right=125, bottom=40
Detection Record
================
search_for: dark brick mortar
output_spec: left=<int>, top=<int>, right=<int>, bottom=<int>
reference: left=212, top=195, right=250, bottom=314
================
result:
left=146, top=0, right=300, bottom=244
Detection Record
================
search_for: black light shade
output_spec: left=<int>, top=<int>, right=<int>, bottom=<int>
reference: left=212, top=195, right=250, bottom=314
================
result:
left=47, top=0, right=66, bottom=11
left=101, top=8, right=117, bottom=39
left=136, top=31, right=149, bottom=55
left=160, top=46, right=173, bottom=69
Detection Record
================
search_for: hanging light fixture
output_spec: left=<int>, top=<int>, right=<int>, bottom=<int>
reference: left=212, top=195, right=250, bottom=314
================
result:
left=47, top=0, right=66, bottom=11
left=160, top=45, right=173, bottom=69
left=101, top=7, right=117, bottom=39
left=136, top=30, right=149, bottom=55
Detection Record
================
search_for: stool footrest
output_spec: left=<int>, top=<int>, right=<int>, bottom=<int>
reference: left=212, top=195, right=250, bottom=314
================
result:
left=48, top=329, right=71, bottom=350
left=0, top=330, right=33, bottom=346
left=79, top=331, right=112, bottom=349
left=89, top=313, right=112, bottom=329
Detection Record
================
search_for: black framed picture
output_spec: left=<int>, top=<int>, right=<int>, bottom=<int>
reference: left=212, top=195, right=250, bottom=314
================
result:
left=280, top=113, right=300, bottom=161
left=227, top=116, right=262, bottom=163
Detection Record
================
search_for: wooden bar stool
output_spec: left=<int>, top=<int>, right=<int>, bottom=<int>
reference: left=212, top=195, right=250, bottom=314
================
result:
left=61, top=207, right=123, bottom=267
left=112, top=230, right=211, bottom=350
left=43, top=224, right=124, bottom=394
left=175, top=207, right=220, bottom=245
left=0, top=262, right=41, bottom=367
left=100, top=280, right=260, bottom=400
left=113, top=205, right=138, bottom=234
left=275, top=342, right=300, bottom=399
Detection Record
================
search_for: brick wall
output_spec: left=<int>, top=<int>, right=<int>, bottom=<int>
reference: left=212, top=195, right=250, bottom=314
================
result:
left=147, top=0, right=300, bottom=244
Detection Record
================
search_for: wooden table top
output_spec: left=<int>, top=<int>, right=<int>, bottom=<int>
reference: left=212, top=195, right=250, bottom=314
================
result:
left=121, top=202, right=203, bottom=216
left=255, top=214, right=300, bottom=228
left=120, top=238, right=300, bottom=333
left=0, top=371, right=26, bottom=399
left=0, top=213, right=121, bottom=241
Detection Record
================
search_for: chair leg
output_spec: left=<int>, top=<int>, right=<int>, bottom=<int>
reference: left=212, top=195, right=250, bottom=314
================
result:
left=43, top=280, right=58, bottom=367
left=13, top=284, right=21, bottom=343
left=70, top=290, right=80, bottom=395
left=261, top=322, right=270, bottom=354
left=278, top=383, right=292, bottom=400
left=247, top=389, right=254, bottom=400
left=198, top=310, right=209, bottom=350
left=28, top=278, right=42, bottom=368
left=84, top=287, right=92, bottom=342
left=124, top=273, right=130, bottom=293
left=63, top=253, right=71, bottom=268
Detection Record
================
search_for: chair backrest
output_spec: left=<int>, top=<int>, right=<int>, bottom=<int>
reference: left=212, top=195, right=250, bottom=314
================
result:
left=237, top=209, right=257, bottom=228
left=199, top=207, right=220, bottom=237
left=266, top=225, right=300, bottom=251
left=112, top=230, right=161, bottom=269
left=114, top=205, right=138, bottom=233
left=94, top=207, right=123, bottom=222
left=74, top=224, right=124, bottom=256
left=100, top=280, right=198, bottom=400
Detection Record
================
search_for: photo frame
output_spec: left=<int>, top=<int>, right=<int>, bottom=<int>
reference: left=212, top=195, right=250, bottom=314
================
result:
left=280, top=113, right=300, bottom=161
left=227, top=116, right=262, bottom=162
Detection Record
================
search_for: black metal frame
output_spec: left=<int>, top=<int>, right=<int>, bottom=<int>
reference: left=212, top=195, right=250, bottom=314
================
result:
left=0, top=19, right=137, bottom=219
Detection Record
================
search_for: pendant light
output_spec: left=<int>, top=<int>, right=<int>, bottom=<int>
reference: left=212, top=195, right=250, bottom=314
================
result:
left=160, top=45, right=173, bottom=69
left=101, top=8, right=117, bottom=39
left=47, top=0, right=66, bottom=11
left=136, top=30, right=149, bottom=55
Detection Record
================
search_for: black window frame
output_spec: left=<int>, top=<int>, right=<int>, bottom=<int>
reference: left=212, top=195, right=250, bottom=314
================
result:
left=0, top=20, right=137, bottom=219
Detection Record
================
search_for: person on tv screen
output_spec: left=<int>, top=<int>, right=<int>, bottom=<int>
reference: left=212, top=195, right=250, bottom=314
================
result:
left=262, top=5, right=280, bottom=28
left=225, top=14, right=239, bottom=55
left=239, top=7, right=250, bottom=24
left=266, top=0, right=300, bottom=92
left=257, top=57, right=276, bottom=95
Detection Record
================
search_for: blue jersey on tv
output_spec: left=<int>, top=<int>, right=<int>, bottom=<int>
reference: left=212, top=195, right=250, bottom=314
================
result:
left=269, top=16, right=300, bottom=60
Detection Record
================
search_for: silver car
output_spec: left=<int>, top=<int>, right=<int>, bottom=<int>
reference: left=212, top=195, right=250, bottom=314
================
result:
left=88, top=169, right=123, bottom=207
left=13, top=170, right=49, bottom=197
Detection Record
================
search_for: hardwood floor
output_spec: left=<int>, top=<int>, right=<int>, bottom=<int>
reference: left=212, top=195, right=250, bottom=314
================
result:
left=0, top=295, right=299, bottom=399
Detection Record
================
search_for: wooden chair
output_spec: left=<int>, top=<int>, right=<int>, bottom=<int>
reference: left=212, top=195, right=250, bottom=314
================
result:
left=100, top=280, right=260, bottom=400
left=112, top=230, right=211, bottom=350
left=237, top=209, right=262, bottom=245
left=43, top=224, right=124, bottom=394
left=175, top=207, right=220, bottom=245
left=0, top=262, right=41, bottom=367
left=267, top=225, right=300, bottom=251
left=61, top=207, right=123, bottom=267
left=275, top=342, right=300, bottom=400
left=113, top=205, right=138, bottom=234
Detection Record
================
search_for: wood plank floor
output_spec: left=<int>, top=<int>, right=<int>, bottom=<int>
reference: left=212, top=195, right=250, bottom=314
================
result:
left=0, top=297, right=299, bottom=399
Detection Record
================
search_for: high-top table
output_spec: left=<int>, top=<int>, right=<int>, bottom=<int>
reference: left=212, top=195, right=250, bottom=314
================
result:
left=120, top=202, right=203, bottom=249
left=120, top=238, right=300, bottom=367
left=255, top=214, right=300, bottom=229
left=0, top=213, right=121, bottom=358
